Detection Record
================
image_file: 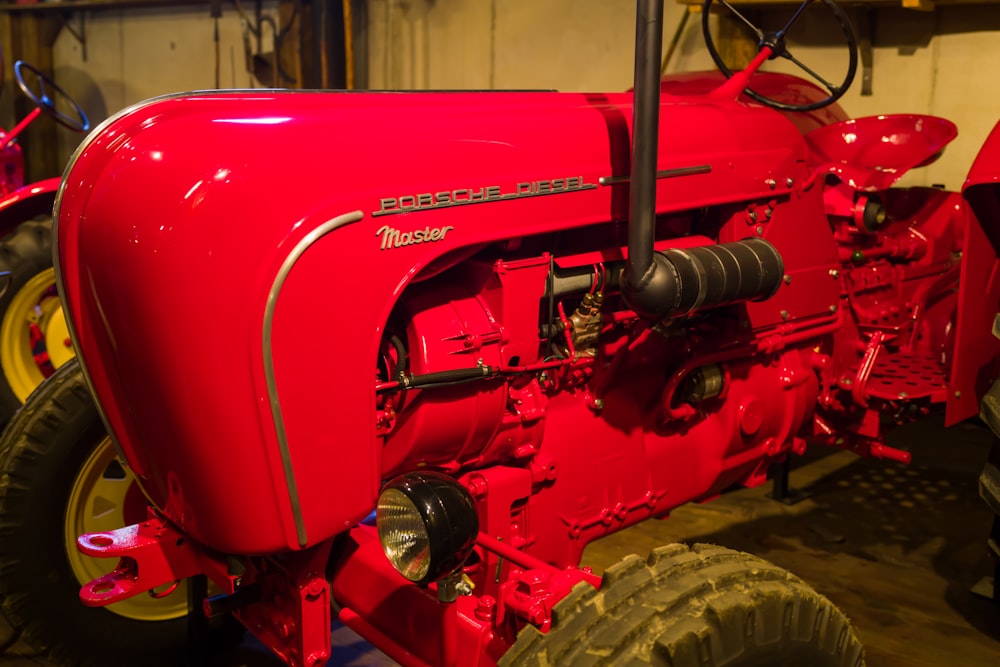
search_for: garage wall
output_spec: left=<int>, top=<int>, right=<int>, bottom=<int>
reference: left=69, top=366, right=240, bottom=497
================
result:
left=746, top=7, right=1000, bottom=190
left=51, top=8, right=264, bottom=110
left=32, top=1, right=1000, bottom=191
left=363, top=1, right=1000, bottom=191
left=44, top=3, right=278, bottom=164
left=363, top=0, right=714, bottom=92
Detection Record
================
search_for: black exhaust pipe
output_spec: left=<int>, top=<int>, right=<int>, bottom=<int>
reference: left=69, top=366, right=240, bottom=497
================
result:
left=623, top=0, right=672, bottom=319
left=622, top=0, right=783, bottom=319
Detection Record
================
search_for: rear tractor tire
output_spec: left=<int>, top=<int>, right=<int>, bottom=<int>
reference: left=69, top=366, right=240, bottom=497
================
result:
left=0, top=216, right=73, bottom=425
left=0, top=358, right=200, bottom=666
left=502, top=543, right=865, bottom=667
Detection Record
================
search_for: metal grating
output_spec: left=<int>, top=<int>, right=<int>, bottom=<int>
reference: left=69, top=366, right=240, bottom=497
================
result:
left=861, top=352, right=948, bottom=402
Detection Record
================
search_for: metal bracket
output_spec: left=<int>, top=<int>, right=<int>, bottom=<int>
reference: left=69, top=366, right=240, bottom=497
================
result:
left=52, top=11, right=88, bottom=61
left=231, top=545, right=334, bottom=667
left=76, top=516, right=202, bottom=607
left=766, top=457, right=809, bottom=505
left=856, top=8, right=876, bottom=96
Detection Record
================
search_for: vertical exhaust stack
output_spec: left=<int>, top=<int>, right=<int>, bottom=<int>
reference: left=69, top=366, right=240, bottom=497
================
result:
left=622, top=0, right=676, bottom=320
left=620, top=2, right=785, bottom=321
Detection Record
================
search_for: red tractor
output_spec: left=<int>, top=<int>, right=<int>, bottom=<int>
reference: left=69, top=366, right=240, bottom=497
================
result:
left=4, top=1, right=999, bottom=665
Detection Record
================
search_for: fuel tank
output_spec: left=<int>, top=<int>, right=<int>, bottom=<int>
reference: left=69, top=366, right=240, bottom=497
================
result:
left=56, top=87, right=809, bottom=554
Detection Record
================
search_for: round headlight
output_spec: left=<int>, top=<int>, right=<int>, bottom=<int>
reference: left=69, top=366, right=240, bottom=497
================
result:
left=377, top=488, right=432, bottom=581
left=376, top=472, right=479, bottom=585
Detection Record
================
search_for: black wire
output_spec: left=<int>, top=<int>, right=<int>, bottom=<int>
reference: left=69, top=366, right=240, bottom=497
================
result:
left=547, top=255, right=557, bottom=357
left=399, top=367, right=493, bottom=390
left=389, top=335, right=408, bottom=380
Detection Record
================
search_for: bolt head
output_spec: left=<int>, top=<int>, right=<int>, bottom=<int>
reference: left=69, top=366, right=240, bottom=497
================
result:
left=474, top=596, right=497, bottom=621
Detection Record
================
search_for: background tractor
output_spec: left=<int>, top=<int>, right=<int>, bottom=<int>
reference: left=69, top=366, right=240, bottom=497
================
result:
left=0, top=55, right=89, bottom=422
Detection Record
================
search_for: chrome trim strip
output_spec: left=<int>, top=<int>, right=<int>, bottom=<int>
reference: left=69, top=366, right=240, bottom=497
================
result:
left=264, top=210, right=364, bottom=547
left=598, top=164, right=712, bottom=186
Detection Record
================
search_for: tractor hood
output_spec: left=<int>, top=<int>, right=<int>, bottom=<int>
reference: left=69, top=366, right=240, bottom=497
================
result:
left=55, top=88, right=808, bottom=554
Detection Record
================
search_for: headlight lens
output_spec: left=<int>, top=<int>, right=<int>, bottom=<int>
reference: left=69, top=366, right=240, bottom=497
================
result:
left=375, top=471, right=479, bottom=585
left=376, top=488, right=431, bottom=582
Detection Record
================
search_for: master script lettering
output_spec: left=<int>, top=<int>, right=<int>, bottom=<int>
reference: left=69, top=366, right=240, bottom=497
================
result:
left=376, top=225, right=454, bottom=250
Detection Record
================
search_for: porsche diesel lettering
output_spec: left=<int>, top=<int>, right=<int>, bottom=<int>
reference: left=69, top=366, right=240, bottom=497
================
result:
left=374, top=176, right=595, bottom=216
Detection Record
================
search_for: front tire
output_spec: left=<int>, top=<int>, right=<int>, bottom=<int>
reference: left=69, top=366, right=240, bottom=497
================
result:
left=0, top=358, right=192, bottom=666
left=502, top=543, right=865, bottom=667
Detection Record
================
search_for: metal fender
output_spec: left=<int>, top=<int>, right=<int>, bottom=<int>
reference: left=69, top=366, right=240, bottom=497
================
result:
left=951, top=120, right=1000, bottom=423
left=0, top=177, right=59, bottom=231
left=963, top=118, right=1000, bottom=251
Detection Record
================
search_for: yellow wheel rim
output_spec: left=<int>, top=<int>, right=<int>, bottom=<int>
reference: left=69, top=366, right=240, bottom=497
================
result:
left=0, top=268, right=75, bottom=402
left=64, top=438, right=189, bottom=622
left=44, top=305, right=74, bottom=369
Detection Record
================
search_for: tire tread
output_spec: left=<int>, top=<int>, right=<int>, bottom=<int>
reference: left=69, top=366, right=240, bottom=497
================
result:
left=0, top=359, right=192, bottom=666
left=500, top=543, right=865, bottom=667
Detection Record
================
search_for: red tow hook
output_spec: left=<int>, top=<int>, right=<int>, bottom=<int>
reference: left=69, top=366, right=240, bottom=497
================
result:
left=76, top=515, right=202, bottom=607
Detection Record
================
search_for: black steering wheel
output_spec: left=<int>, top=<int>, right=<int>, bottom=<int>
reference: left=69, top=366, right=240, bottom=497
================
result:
left=14, top=60, right=90, bottom=132
left=702, top=0, right=858, bottom=111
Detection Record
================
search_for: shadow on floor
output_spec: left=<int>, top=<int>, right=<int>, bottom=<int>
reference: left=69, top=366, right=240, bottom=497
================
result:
left=583, top=414, right=1000, bottom=667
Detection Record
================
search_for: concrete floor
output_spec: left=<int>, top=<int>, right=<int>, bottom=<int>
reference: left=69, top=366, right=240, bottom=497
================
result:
left=2, top=414, right=998, bottom=666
